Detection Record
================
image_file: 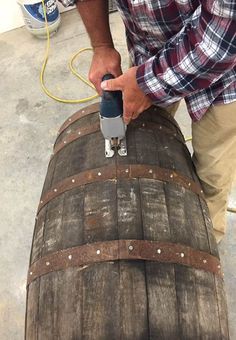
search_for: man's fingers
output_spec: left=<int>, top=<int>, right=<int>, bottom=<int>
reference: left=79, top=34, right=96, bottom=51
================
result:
left=124, top=116, right=131, bottom=125
left=123, top=106, right=146, bottom=124
left=123, top=108, right=135, bottom=125
left=131, top=112, right=140, bottom=120
left=113, top=67, right=123, bottom=78
left=101, top=77, right=123, bottom=91
left=93, top=80, right=102, bottom=96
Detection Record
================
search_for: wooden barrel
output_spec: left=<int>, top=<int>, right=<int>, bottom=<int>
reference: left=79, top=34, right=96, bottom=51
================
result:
left=25, top=103, right=229, bottom=339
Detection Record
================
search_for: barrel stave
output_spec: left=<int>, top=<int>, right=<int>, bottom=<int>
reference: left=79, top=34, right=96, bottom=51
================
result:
left=25, top=104, right=228, bottom=339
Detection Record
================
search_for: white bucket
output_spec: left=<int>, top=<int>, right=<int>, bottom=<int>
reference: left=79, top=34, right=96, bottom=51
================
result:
left=17, top=0, right=61, bottom=38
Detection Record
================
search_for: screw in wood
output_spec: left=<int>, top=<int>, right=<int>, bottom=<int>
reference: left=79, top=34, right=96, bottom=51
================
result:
left=203, top=259, right=207, bottom=264
left=188, top=183, right=191, bottom=187
left=98, top=172, right=102, bottom=176
left=69, top=118, right=71, bottom=122
left=125, top=169, right=129, bottom=173
left=30, top=272, right=33, bottom=276
left=180, top=253, right=185, bottom=258
left=128, top=245, right=134, bottom=251
left=78, top=131, right=81, bottom=135
left=63, top=140, right=67, bottom=144
left=149, top=169, right=153, bottom=174
left=68, top=255, right=72, bottom=260
left=96, top=250, right=101, bottom=255
left=40, top=200, right=43, bottom=204
left=54, top=188, right=57, bottom=192
left=170, top=174, right=174, bottom=178
left=157, top=249, right=161, bottom=254
left=46, top=262, right=50, bottom=266
left=72, top=179, right=75, bottom=183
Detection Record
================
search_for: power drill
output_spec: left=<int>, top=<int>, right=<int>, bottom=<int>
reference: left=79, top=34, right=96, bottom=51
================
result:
left=100, top=74, right=127, bottom=158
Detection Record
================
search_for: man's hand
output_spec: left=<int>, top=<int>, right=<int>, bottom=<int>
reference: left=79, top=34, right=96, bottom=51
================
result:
left=101, top=66, right=152, bottom=124
left=89, top=46, right=122, bottom=95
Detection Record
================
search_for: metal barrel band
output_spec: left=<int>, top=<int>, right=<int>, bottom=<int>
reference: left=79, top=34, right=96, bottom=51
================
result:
left=131, top=121, right=185, bottom=144
left=57, top=103, right=182, bottom=141
left=153, top=105, right=183, bottom=133
left=37, top=164, right=204, bottom=214
left=57, top=102, right=100, bottom=138
left=53, top=122, right=100, bottom=155
left=53, top=120, right=185, bottom=158
left=143, top=104, right=184, bottom=135
left=27, top=239, right=222, bottom=286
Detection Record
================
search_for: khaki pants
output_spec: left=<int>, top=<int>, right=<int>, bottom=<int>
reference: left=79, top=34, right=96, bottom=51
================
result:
left=166, top=101, right=236, bottom=243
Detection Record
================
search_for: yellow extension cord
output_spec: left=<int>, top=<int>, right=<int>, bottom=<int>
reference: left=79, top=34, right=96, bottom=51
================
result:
left=40, top=0, right=98, bottom=104
left=40, top=0, right=236, bottom=214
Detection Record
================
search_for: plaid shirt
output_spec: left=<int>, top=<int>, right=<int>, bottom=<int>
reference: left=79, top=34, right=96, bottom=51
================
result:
left=60, top=0, right=236, bottom=121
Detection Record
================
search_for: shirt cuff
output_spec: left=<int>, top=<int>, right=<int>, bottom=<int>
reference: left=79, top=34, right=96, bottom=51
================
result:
left=136, top=57, right=182, bottom=107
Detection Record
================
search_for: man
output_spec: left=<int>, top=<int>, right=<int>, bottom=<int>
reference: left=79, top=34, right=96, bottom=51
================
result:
left=60, top=0, right=236, bottom=243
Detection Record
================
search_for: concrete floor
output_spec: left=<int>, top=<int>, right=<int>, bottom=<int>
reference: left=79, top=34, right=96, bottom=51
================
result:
left=0, top=9, right=235, bottom=340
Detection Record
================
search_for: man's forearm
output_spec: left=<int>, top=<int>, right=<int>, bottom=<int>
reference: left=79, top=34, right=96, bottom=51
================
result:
left=76, top=0, right=114, bottom=49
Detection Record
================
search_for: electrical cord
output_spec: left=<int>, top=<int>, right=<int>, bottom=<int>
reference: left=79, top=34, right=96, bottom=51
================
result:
left=40, top=0, right=98, bottom=103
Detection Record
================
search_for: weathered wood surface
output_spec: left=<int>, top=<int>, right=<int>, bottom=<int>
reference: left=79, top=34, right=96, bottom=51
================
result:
left=25, top=103, right=229, bottom=339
